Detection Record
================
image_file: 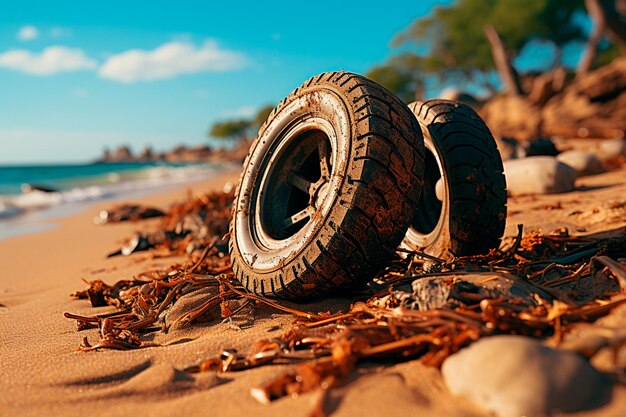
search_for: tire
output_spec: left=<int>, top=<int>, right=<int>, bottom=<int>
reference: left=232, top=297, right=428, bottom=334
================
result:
left=400, top=99, right=507, bottom=259
left=230, top=71, right=425, bottom=299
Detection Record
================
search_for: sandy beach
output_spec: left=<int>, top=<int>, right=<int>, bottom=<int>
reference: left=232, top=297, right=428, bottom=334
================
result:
left=1, top=164, right=626, bottom=417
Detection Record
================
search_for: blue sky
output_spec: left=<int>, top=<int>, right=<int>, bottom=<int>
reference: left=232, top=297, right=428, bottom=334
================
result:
left=0, top=0, right=459, bottom=164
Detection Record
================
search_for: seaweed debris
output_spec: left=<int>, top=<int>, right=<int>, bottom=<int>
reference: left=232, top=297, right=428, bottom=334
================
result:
left=66, top=189, right=626, bottom=408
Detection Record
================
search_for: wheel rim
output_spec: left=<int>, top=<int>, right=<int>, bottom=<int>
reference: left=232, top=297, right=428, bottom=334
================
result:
left=234, top=89, right=351, bottom=272
left=407, top=138, right=448, bottom=247
left=253, top=117, right=335, bottom=249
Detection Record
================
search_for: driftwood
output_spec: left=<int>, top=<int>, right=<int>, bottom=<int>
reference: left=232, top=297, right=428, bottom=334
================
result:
left=481, top=57, right=626, bottom=141
left=484, top=25, right=523, bottom=97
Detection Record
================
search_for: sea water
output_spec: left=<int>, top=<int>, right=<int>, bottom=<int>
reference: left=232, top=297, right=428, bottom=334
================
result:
left=0, top=161, right=233, bottom=239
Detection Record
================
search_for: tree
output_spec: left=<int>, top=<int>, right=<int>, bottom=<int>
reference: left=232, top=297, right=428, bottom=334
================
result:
left=209, top=119, right=252, bottom=141
left=392, top=0, right=586, bottom=90
left=366, top=53, right=425, bottom=103
left=253, top=104, right=275, bottom=129
left=208, top=104, right=276, bottom=141
left=578, top=0, right=626, bottom=75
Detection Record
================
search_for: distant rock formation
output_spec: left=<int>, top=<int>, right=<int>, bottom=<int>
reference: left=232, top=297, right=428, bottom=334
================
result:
left=108, top=145, right=134, bottom=162
left=139, top=146, right=157, bottom=161
left=96, top=140, right=252, bottom=164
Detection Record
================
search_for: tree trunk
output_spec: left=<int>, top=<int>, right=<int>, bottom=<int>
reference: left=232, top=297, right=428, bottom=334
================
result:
left=579, top=0, right=608, bottom=76
left=484, top=25, right=523, bottom=96
left=600, top=0, right=626, bottom=52
left=579, top=0, right=626, bottom=76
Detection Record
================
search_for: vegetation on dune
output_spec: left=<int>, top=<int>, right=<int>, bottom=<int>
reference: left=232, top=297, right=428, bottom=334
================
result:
left=209, top=1, right=626, bottom=139
left=367, top=0, right=624, bottom=101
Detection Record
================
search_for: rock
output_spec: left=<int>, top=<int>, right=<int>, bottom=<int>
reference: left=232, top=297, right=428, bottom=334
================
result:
left=163, top=144, right=215, bottom=162
left=110, top=145, right=134, bottom=162
left=556, top=150, right=604, bottom=176
left=561, top=304, right=626, bottom=384
left=496, top=138, right=559, bottom=160
left=393, top=273, right=549, bottom=311
left=439, top=87, right=482, bottom=107
left=441, top=336, right=612, bottom=417
left=519, top=138, right=559, bottom=158
left=139, top=145, right=155, bottom=161
left=595, top=139, right=626, bottom=161
left=504, top=156, right=577, bottom=196
left=434, top=178, right=445, bottom=201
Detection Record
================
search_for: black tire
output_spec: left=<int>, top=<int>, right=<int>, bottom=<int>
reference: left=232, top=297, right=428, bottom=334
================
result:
left=401, top=99, right=507, bottom=259
left=230, top=71, right=425, bottom=299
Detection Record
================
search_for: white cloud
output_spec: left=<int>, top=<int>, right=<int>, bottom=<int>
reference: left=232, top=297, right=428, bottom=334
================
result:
left=17, top=25, right=39, bottom=41
left=98, top=40, right=248, bottom=83
left=0, top=46, right=97, bottom=75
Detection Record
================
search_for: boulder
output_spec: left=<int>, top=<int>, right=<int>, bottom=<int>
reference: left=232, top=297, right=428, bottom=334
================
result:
left=556, top=150, right=604, bottom=176
left=441, top=336, right=612, bottom=417
left=504, top=156, right=577, bottom=195
left=595, top=138, right=626, bottom=161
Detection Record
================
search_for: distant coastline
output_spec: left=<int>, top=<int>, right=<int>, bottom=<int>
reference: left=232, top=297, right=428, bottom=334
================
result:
left=0, top=161, right=240, bottom=239
left=96, top=140, right=252, bottom=164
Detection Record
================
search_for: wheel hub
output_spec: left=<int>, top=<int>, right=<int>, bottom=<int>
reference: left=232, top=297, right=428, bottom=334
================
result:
left=311, top=181, right=329, bottom=209
left=254, top=119, right=335, bottom=244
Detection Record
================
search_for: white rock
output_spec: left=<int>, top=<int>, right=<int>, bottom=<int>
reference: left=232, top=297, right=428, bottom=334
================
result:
left=556, top=150, right=604, bottom=176
left=442, top=336, right=611, bottom=417
left=504, top=156, right=576, bottom=196
left=596, top=139, right=626, bottom=161
left=434, top=178, right=445, bottom=201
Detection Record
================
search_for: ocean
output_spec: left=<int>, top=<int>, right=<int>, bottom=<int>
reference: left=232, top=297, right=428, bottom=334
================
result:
left=0, top=161, right=233, bottom=239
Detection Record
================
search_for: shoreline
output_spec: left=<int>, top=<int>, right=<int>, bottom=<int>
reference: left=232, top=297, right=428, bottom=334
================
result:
left=0, top=164, right=241, bottom=241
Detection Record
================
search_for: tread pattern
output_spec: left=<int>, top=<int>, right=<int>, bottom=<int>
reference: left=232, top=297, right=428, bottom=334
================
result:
left=230, top=71, right=425, bottom=299
left=403, top=99, right=507, bottom=257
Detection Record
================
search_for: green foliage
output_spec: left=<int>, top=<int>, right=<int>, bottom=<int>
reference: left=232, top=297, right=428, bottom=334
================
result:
left=392, top=0, right=586, bottom=82
left=209, top=103, right=276, bottom=141
left=366, top=53, right=425, bottom=103
left=209, top=119, right=252, bottom=140
left=595, top=42, right=620, bottom=69
left=253, top=104, right=275, bottom=129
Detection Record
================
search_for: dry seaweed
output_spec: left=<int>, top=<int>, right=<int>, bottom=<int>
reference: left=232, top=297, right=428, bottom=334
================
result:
left=94, top=204, right=165, bottom=224
left=65, top=188, right=626, bottom=412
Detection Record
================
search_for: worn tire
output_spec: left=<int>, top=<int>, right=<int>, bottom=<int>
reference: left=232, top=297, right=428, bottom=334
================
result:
left=230, top=71, right=425, bottom=299
left=401, top=99, right=507, bottom=259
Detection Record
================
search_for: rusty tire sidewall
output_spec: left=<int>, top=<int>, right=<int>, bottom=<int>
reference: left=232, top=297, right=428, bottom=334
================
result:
left=233, top=88, right=351, bottom=273
left=400, top=99, right=507, bottom=258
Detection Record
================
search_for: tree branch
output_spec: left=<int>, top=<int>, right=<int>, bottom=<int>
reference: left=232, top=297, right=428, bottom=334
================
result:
left=484, top=25, right=523, bottom=96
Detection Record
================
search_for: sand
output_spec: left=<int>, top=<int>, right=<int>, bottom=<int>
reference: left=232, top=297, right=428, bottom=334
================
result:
left=1, top=165, right=626, bottom=417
